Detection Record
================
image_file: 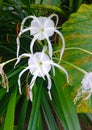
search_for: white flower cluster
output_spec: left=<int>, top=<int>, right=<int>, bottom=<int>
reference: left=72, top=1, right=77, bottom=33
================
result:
left=74, top=72, right=92, bottom=104
left=16, top=14, right=69, bottom=101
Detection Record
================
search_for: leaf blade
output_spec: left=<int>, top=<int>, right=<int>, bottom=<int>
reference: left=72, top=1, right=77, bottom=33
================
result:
left=53, top=68, right=81, bottom=130
left=3, top=88, right=17, bottom=130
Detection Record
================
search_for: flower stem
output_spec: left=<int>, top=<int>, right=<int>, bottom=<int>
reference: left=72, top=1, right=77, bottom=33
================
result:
left=65, top=47, right=92, bottom=55
left=53, top=47, right=92, bottom=56
left=53, top=57, right=87, bottom=74
left=63, top=60, right=87, bottom=74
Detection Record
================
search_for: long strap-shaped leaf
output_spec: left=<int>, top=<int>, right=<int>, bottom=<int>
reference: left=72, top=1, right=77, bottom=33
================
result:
left=17, top=98, right=28, bottom=130
left=3, top=87, right=17, bottom=130
left=41, top=90, right=58, bottom=130
left=28, top=80, right=43, bottom=130
left=53, top=68, right=81, bottom=130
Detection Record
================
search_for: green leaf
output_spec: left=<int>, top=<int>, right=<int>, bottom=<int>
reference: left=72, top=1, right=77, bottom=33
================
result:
left=3, top=87, right=17, bottom=130
left=27, top=80, right=43, bottom=130
left=0, top=89, right=6, bottom=100
left=0, top=0, right=3, bottom=6
left=36, top=112, right=44, bottom=130
left=17, top=98, right=28, bottom=130
left=35, top=0, right=41, bottom=4
left=69, top=0, right=73, bottom=11
left=0, top=94, right=9, bottom=116
left=42, top=0, right=61, bottom=6
left=69, top=0, right=83, bottom=12
left=41, top=90, right=58, bottom=130
left=51, top=85, right=69, bottom=130
left=29, top=4, right=67, bottom=17
left=53, top=68, right=81, bottom=130
left=61, top=4, right=92, bottom=112
left=73, top=0, right=83, bottom=11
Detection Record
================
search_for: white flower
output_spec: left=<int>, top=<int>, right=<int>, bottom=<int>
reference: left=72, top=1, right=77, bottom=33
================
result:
left=17, top=14, right=65, bottom=60
left=0, top=58, right=16, bottom=92
left=0, top=63, right=9, bottom=92
left=15, top=47, right=69, bottom=101
left=74, top=72, right=92, bottom=104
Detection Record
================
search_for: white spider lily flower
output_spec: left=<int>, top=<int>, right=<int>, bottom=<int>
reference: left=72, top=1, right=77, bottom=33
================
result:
left=0, top=63, right=9, bottom=92
left=0, top=58, right=16, bottom=92
left=15, top=48, right=69, bottom=101
left=17, top=14, right=65, bottom=61
left=74, top=72, right=92, bottom=104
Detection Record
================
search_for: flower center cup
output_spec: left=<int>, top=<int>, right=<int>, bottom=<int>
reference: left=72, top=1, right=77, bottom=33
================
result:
left=41, top=28, right=44, bottom=32
left=38, top=61, right=43, bottom=66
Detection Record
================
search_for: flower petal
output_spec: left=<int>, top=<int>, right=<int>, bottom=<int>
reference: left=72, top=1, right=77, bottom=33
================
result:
left=29, top=90, right=33, bottom=102
left=16, top=36, right=21, bottom=58
left=15, top=53, right=31, bottom=68
left=45, top=14, right=58, bottom=27
left=50, top=62, right=69, bottom=83
left=44, top=33, right=53, bottom=58
left=29, top=75, right=37, bottom=101
left=46, top=74, right=51, bottom=90
left=17, top=26, right=38, bottom=58
left=46, top=73, right=52, bottom=100
left=48, top=14, right=59, bottom=26
left=18, top=67, right=29, bottom=94
left=30, top=33, right=40, bottom=54
left=30, top=75, right=37, bottom=90
left=20, top=15, right=41, bottom=31
left=54, top=30, right=65, bottom=61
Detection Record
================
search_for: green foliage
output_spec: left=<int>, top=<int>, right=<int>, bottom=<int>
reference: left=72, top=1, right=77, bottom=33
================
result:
left=4, top=88, right=17, bottom=130
left=53, top=69, right=81, bottom=130
left=17, top=98, right=28, bottom=130
left=0, top=0, right=92, bottom=130
left=27, top=82, right=43, bottom=130
left=62, top=3, right=92, bottom=112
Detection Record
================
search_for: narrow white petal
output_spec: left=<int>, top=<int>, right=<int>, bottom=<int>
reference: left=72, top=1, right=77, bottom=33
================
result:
left=73, top=97, right=78, bottom=105
left=29, top=75, right=37, bottom=101
left=44, top=33, right=52, bottom=58
left=16, top=36, right=20, bottom=58
left=19, top=53, right=31, bottom=57
left=73, top=88, right=91, bottom=104
left=14, top=53, right=31, bottom=68
left=29, top=90, right=33, bottom=102
left=18, top=67, right=29, bottom=94
left=83, top=93, right=91, bottom=101
left=50, top=62, right=69, bottom=83
left=46, top=74, right=52, bottom=100
left=48, top=91, right=52, bottom=100
left=73, top=89, right=82, bottom=104
left=16, top=28, right=30, bottom=58
left=17, top=27, right=37, bottom=58
left=46, top=74, right=52, bottom=90
left=48, top=14, right=59, bottom=26
left=20, top=15, right=41, bottom=31
left=19, top=27, right=33, bottom=37
left=40, top=46, right=47, bottom=59
left=30, top=34, right=39, bottom=54
left=6, top=77, right=9, bottom=93
left=55, top=30, right=65, bottom=61
left=30, top=75, right=37, bottom=90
